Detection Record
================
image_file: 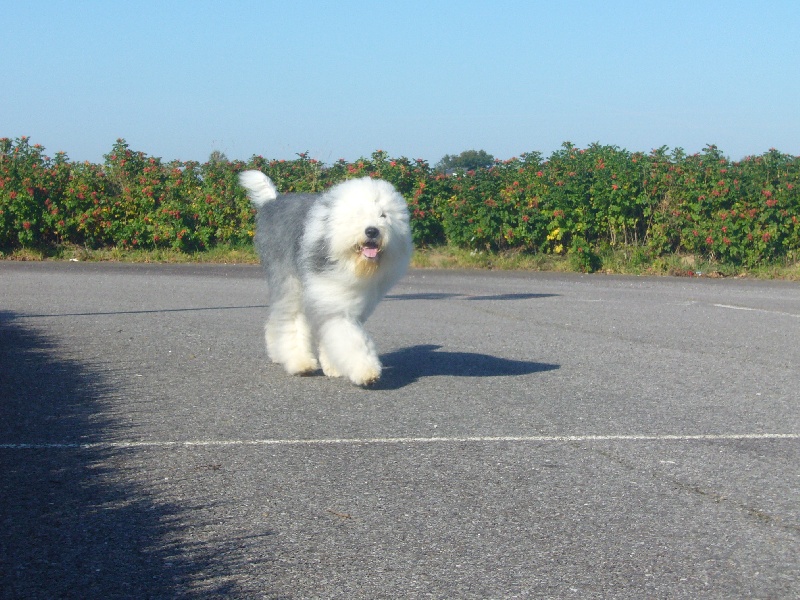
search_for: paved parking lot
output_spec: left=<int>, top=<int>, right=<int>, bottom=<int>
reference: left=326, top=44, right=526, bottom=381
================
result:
left=2, top=262, right=799, bottom=598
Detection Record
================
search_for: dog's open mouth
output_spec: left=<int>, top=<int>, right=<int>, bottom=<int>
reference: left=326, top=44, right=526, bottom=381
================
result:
left=360, top=242, right=380, bottom=259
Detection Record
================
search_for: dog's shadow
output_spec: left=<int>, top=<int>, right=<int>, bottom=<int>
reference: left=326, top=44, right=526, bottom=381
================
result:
left=376, top=344, right=559, bottom=390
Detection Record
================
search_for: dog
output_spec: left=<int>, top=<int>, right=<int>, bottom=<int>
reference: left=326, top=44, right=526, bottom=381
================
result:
left=239, top=171, right=412, bottom=386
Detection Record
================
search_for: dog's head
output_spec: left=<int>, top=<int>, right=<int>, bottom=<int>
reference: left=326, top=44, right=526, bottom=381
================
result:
left=307, top=177, right=412, bottom=279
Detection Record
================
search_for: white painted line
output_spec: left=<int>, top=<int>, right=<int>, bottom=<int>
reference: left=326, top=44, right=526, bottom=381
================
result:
left=713, top=303, right=800, bottom=318
left=713, top=303, right=758, bottom=312
left=1, top=433, right=798, bottom=450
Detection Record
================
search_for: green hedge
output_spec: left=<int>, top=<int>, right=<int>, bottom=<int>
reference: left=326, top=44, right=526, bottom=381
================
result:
left=2, top=136, right=799, bottom=267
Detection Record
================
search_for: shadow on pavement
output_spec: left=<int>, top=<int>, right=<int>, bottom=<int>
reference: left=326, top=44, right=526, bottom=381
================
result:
left=0, top=311, right=276, bottom=599
left=378, top=344, right=559, bottom=389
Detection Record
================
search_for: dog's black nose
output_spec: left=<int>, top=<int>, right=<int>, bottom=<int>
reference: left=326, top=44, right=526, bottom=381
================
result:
left=365, top=227, right=379, bottom=239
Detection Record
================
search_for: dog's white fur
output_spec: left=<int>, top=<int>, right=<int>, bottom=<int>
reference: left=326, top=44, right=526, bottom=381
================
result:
left=239, top=171, right=412, bottom=386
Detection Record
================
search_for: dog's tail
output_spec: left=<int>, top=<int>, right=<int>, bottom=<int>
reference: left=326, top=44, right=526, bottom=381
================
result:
left=239, top=170, right=278, bottom=207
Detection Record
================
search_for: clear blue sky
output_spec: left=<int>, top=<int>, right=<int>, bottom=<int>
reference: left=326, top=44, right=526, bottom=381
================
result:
left=4, top=1, right=799, bottom=164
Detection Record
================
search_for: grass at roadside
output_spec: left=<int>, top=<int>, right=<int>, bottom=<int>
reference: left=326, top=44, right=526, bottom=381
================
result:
left=412, top=246, right=800, bottom=280
left=3, top=244, right=799, bottom=280
left=1, top=244, right=261, bottom=265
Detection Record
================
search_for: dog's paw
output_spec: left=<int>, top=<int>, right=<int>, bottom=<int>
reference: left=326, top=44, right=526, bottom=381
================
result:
left=319, top=351, right=342, bottom=378
left=283, top=357, right=320, bottom=376
left=348, top=364, right=381, bottom=387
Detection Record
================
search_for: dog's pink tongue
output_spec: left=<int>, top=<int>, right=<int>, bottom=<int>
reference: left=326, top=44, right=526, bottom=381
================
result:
left=362, top=247, right=379, bottom=259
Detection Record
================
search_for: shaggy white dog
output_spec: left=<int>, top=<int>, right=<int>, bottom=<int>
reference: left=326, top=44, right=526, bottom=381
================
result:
left=239, top=171, right=412, bottom=386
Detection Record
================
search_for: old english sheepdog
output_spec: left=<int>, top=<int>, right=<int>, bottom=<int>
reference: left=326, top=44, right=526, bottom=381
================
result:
left=239, top=171, right=412, bottom=386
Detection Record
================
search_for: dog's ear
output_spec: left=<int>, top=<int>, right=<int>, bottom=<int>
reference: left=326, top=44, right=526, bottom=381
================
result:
left=306, top=234, right=335, bottom=273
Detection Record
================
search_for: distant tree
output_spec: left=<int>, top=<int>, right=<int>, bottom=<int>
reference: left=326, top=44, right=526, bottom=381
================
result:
left=208, top=150, right=228, bottom=164
left=435, top=149, right=495, bottom=172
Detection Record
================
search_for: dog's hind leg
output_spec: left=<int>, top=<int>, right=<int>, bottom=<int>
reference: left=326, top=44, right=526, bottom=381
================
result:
left=318, top=318, right=381, bottom=386
left=317, top=344, right=341, bottom=378
left=265, top=312, right=319, bottom=375
left=288, top=311, right=319, bottom=374
left=265, top=280, right=319, bottom=375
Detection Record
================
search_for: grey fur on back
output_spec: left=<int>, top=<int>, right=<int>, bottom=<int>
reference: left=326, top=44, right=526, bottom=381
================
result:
left=254, top=193, right=318, bottom=298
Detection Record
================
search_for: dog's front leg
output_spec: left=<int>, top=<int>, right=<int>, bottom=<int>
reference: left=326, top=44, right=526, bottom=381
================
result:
left=318, top=317, right=381, bottom=386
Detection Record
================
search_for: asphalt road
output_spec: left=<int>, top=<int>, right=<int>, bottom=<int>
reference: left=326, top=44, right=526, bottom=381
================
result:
left=1, top=261, right=799, bottom=599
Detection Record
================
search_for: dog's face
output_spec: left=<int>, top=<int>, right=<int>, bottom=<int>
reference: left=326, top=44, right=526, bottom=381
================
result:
left=320, top=177, right=412, bottom=278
